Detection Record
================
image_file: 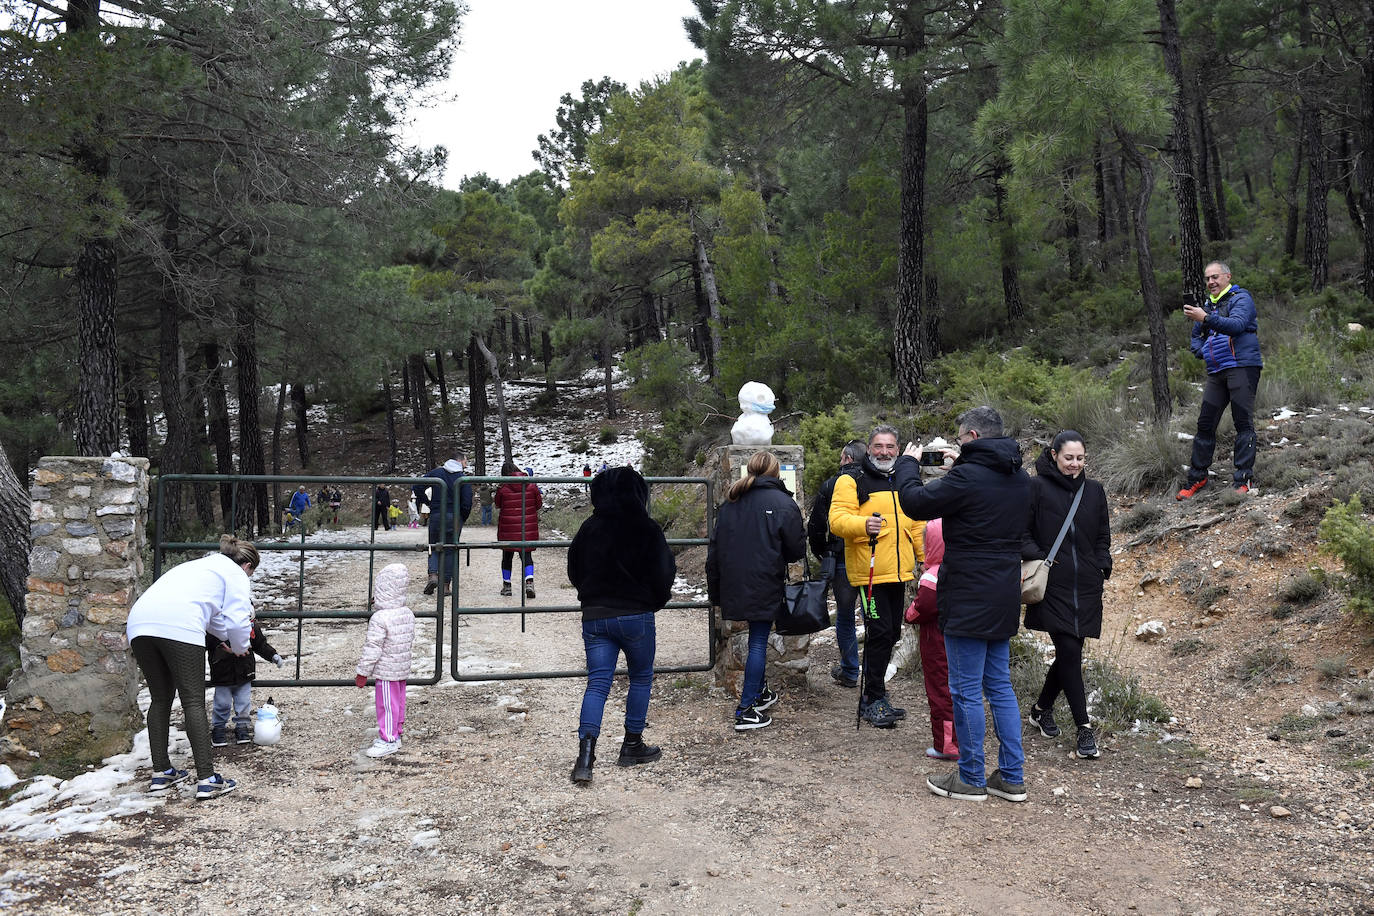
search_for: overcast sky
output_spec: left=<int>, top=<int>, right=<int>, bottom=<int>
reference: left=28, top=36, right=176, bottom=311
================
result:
left=404, top=0, right=703, bottom=188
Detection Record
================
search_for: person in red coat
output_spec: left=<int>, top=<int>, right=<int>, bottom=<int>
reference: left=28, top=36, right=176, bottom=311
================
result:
left=495, top=459, right=542, bottom=598
left=910, top=518, right=958, bottom=761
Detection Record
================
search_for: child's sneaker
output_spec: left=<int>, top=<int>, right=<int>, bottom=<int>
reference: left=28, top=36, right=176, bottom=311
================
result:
left=235, top=724, right=251, bottom=745
left=195, top=774, right=237, bottom=800
left=499, top=581, right=512, bottom=597
left=211, top=726, right=228, bottom=748
left=149, top=767, right=189, bottom=794
left=365, top=738, right=401, bottom=758
left=524, top=579, right=536, bottom=599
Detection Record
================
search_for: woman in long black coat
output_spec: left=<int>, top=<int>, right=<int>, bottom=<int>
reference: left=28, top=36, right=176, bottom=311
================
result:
left=1022, top=430, right=1112, bottom=760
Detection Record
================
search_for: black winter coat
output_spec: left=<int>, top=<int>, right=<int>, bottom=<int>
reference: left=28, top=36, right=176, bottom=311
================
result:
left=806, top=462, right=859, bottom=561
left=206, top=624, right=279, bottom=687
left=893, top=437, right=1031, bottom=640
left=567, top=467, right=676, bottom=621
left=1021, top=449, right=1112, bottom=639
left=706, top=476, right=806, bottom=622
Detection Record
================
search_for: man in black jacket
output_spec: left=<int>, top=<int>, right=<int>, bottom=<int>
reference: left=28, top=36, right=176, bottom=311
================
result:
left=894, top=406, right=1031, bottom=804
left=806, top=439, right=866, bottom=688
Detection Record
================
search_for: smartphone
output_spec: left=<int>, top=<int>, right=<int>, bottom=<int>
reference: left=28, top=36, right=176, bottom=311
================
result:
left=919, top=452, right=945, bottom=467
left=1181, top=291, right=1198, bottom=309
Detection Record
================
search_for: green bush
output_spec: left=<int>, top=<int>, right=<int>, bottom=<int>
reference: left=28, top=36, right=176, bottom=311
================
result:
left=1083, top=657, right=1172, bottom=730
left=1264, top=338, right=1342, bottom=408
left=1278, top=572, right=1325, bottom=606
left=649, top=483, right=708, bottom=540
left=923, top=350, right=1107, bottom=432
left=1091, top=423, right=1183, bottom=494
left=798, top=406, right=859, bottom=499
left=598, top=426, right=618, bottom=444
left=623, top=340, right=703, bottom=412
left=1318, top=495, right=1374, bottom=619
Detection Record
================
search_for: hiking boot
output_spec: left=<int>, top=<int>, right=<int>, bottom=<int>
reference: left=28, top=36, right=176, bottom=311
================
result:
left=734, top=706, right=772, bottom=731
left=829, top=664, right=858, bottom=688
left=859, top=696, right=898, bottom=729
left=525, top=579, right=536, bottom=599
left=1074, top=726, right=1101, bottom=759
left=424, top=573, right=439, bottom=595
left=926, top=770, right=986, bottom=802
left=571, top=736, right=596, bottom=783
left=194, top=774, right=237, bottom=800
left=986, top=769, right=1028, bottom=802
left=616, top=733, right=661, bottom=767
left=211, top=726, right=228, bottom=748
left=148, top=767, right=189, bottom=794
left=235, top=724, right=251, bottom=745
left=499, top=581, right=512, bottom=597
left=1176, top=479, right=1208, bottom=500
left=754, top=685, right=779, bottom=712
left=880, top=693, right=907, bottom=720
left=1029, top=703, right=1061, bottom=739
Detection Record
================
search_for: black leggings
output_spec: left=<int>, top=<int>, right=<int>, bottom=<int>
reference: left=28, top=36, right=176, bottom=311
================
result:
left=861, top=582, right=906, bottom=703
left=131, top=635, right=214, bottom=779
left=501, top=550, right=533, bottom=576
left=1037, top=631, right=1089, bottom=729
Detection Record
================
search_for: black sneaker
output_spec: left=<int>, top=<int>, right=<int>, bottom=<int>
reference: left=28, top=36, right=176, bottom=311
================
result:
left=211, top=726, right=228, bottom=748
left=235, top=724, right=251, bottom=745
left=754, top=686, right=779, bottom=712
left=860, top=696, right=898, bottom=729
left=423, top=574, right=438, bottom=595
left=986, top=768, right=1028, bottom=802
left=1029, top=704, right=1061, bottom=739
left=1074, top=726, right=1101, bottom=759
left=880, top=693, right=907, bottom=720
left=829, top=664, right=858, bottom=688
left=734, top=706, right=772, bottom=731
left=926, top=770, right=986, bottom=802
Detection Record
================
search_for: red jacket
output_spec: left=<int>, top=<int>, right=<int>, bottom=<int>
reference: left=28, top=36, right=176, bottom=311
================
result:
left=495, top=472, right=541, bottom=550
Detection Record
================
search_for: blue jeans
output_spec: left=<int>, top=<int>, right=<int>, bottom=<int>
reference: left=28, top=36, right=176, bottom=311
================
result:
left=832, top=564, right=860, bottom=679
left=578, top=612, right=656, bottom=739
left=211, top=682, right=252, bottom=728
left=944, top=634, right=1024, bottom=786
left=736, top=619, right=773, bottom=716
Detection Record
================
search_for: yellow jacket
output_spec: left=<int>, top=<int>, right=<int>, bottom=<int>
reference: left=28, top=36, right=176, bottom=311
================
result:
left=828, top=466, right=925, bottom=587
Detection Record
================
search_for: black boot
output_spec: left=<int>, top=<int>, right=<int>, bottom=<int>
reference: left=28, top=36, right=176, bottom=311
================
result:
left=616, top=732, right=662, bottom=767
left=571, top=737, right=596, bottom=784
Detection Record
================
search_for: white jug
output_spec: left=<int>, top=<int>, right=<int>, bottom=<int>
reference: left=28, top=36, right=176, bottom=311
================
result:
left=253, top=703, right=281, bottom=745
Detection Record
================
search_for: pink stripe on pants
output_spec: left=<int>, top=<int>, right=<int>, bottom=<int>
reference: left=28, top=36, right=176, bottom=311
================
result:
left=374, top=679, right=407, bottom=742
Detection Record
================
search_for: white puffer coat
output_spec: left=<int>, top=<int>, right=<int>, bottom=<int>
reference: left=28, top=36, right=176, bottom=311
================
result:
left=356, top=563, right=416, bottom=682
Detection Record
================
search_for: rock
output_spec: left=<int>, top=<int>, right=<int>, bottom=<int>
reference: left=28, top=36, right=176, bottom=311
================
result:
left=1135, top=620, right=1167, bottom=641
left=1269, top=806, right=1291, bottom=818
left=46, top=649, right=87, bottom=673
left=62, top=537, right=103, bottom=557
left=1301, top=704, right=1320, bottom=717
left=1185, top=776, right=1203, bottom=788
left=1326, top=728, right=1347, bottom=738
left=1335, top=810, right=1352, bottom=825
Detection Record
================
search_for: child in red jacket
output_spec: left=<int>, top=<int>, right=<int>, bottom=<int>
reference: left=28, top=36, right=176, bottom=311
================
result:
left=909, top=518, right=958, bottom=760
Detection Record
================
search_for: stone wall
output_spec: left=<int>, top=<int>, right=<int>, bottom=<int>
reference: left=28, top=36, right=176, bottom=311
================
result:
left=708, top=444, right=813, bottom=694
left=4, top=456, right=147, bottom=762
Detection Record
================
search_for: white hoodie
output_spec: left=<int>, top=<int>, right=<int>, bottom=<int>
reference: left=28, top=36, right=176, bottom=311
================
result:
left=127, top=552, right=252, bottom=652
left=356, top=563, right=416, bottom=682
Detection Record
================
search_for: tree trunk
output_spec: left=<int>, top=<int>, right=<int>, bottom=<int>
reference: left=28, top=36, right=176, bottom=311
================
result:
left=158, top=256, right=197, bottom=530
left=1117, top=132, right=1172, bottom=423
left=541, top=328, right=554, bottom=391
left=1303, top=108, right=1329, bottom=290
left=894, top=57, right=929, bottom=403
left=1285, top=122, right=1305, bottom=260
left=270, top=377, right=287, bottom=530
left=121, top=359, right=149, bottom=459
left=692, top=233, right=723, bottom=377
left=382, top=370, right=398, bottom=474
left=0, top=439, right=29, bottom=625
left=992, top=164, right=1024, bottom=323
left=601, top=319, right=616, bottom=420
left=290, top=380, right=310, bottom=469
left=1062, top=167, right=1082, bottom=279
left=473, top=335, right=513, bottom=463
left=641, top=288, right=660, bottom=344
left=1193, top=88, right=1224, bottom=241
left=434, top=349, right=448, bottom=417
left=202, top=341, right=235, bottom=524
left=1360, top=2, right=1374, bottom=299
left=1093, top=140, right=1110, bottom=265
left=1158, top=0, right=1207, bottom=307
left=408, top=352, right=436, bottom=471
left=467, top=336, right=489, bottom=518
left=233, top=265, right=269, bottom=536
left=923, top=274, right=941, bottom=360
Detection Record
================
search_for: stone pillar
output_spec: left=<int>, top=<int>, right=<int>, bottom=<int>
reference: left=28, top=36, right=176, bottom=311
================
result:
left=708, top=444, right=814, bottom=693
left=4, top=456, right=148, bottom=763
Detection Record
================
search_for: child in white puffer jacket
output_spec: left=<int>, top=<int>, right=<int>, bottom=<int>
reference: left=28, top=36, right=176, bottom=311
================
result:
left=355, top=563, right=416, bottom=758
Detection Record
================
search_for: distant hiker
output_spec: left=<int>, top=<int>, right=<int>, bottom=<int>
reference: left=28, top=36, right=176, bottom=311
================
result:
left=406, top=493, right=420, bottom=528
left=372, top=485, right=391, bottom=531
left=706, top=450, right=805, bottom=732
left=414, top=453, right=474, bottom=596
left=909, top=518, right=958, bottom=761
left=566, top=467, right=676, bottom=784
left=582, top=463, right=592, bottom=494
left=895, top=406, right=1031, bottom=804
left=806, top=439, right=867, bottom=689
left=598, top=461, right=609, bottom=474
left=1179, top=261, right=1264, bottom=499
left=328, top=487, right=342, bottom=524
left=387, top=499, right=403, bottom=527
left=206, top=613, right=282, bottom=747
left=286, top=485, right=310, bottom=531
left=127, top=534, right=256, bottom=800
left=1022, top=430, right=1112, bottom=761
left=495, top=459, right=542, bottom=598
left=355, top=563, right=416, bottom=758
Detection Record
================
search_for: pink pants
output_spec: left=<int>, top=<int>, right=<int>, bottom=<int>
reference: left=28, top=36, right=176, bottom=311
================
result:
left=374, top=679, right=407, bottom=742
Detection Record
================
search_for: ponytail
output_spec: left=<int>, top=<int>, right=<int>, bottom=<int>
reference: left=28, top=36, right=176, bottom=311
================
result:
left=218, top=534, right=260, bottom=571
left=727, top=451, right=781, bottom=502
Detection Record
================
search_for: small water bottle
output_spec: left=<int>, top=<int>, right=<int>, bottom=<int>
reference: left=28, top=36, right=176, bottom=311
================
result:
left=253, top=702, right=281, bottom=745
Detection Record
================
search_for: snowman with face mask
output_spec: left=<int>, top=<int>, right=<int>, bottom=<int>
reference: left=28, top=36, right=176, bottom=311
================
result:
left=730, top=382, right=776, bottom=446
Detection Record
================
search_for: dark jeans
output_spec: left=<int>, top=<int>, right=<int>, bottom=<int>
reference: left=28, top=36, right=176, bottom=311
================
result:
left=373, top=502, right=390, bottom=530
left=578, top=612, right=656, bottom=739
left=427, top=513, right=462, bottom=583
left=1189, top=365, right=1261, bottom=486
left=861, top=582, right=906, bottom=702
left=131, top=636, right=214, bottom=779
left=1038, top=631, right=1089, bottom=728
left=736, top=619, right=773, bottom=716
left=832, top=562, right=860, bottom=679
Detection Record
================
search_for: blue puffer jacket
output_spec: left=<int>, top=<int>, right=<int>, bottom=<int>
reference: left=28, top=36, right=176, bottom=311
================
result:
left=1189, top=285, right=1263, bottom=373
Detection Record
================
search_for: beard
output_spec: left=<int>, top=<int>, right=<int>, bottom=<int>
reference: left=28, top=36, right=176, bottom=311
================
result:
left=871, top=455, right=895, bottom=473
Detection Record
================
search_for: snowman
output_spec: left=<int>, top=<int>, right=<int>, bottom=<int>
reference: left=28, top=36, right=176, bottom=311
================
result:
left=730, top=381, right=776, bottom=446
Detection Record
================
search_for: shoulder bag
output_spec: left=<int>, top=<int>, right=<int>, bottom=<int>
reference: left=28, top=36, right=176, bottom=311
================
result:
left=1020, top=483, right=1084, bottom=605
left=777, top=555, right=835, bottom=636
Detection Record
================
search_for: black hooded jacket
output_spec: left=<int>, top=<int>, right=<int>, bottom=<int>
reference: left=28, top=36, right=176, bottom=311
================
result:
left=566, top=467, right=676, bottom=621
left=706, top=475, right=806, bottom=622
left=893, top=437, right=1031, bottom=640
left=806, top=460, right=859, bottom=561
left=1021, top=448, right=1113, bottom=639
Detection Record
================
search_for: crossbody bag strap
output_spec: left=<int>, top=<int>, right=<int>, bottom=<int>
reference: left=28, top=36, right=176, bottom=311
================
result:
left=1044, top=483, right=1085, bottom=566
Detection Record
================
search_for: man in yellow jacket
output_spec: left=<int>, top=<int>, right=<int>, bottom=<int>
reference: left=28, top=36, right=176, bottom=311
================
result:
left=830, top=425, right=925, bottom=728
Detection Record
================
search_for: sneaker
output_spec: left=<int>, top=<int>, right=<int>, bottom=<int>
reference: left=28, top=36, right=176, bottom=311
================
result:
left=499, top=581, right=512, bottom=597
left=148, top=767, right=189, bottom=794
left=925, top=747, right=959, bottom=761
left=829, top=664, right=858, bottom=688
left=366, top=738, right=401, bottom=758
left=1234, top=483, right=1250, bottom=495
left=859, top=696, right=898, bottom=729
left=195, top=774, right=237, bottom=800
left=211, top=726, right=228, bottom=748
left=1176, top=479, right=1208, bottom=500
left=525, top=580, right=536, bottom=599
left=753, top=686, right=779, bottom=712
left=986, top=769, right=1028, bottom=802
left=423, top=573, right=439, bottom=595
left=235, top=724, right=251, bottom=745
left=926, top=770, right=986, bottom=802
left=734, top=706, right=772, bottom=731
left=1028, top=704, right=1061, bottom=739
left=1074, top=726, right=1101, bottom=759
left=880, top=693, right=907, bottom=720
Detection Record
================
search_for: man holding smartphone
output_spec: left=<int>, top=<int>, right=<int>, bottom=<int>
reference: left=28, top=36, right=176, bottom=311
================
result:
left=1179, top=261, right=1264, bottom=499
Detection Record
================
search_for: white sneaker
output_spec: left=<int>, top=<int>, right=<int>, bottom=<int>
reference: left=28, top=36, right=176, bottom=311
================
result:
left=365, top=739, right=401, bottom=758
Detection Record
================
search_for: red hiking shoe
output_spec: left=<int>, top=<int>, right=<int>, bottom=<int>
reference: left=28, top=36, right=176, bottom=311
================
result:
left=1176, top=479, right=1208, bottom=501
left=1234, top=483, right=1250, bottom=495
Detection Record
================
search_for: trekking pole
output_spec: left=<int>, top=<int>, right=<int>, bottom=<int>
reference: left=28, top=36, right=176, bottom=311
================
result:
left=857, top=512, right=881, bottom=730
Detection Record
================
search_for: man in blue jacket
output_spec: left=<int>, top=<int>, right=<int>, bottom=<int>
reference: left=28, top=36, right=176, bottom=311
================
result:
left=1179, top=261, right=1264, bottom=499
left=415, top=452, right=474, bottom=595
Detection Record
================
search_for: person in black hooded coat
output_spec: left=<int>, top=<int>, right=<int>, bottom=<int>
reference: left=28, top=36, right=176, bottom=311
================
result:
left=566, top=467, right=676, bottom=784
left=1021, top=430, right=1112, bottom=760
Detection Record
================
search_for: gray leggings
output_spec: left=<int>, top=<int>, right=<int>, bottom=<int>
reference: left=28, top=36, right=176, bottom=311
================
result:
left=131, top=636, right=213, bottom=779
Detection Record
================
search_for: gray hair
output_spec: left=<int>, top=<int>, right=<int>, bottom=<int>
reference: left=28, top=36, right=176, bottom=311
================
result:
left=841, top=439, right=867, bottom=464
left=869, top=424, right=900, bottom=445
left=957, top=406, right=1003, bottom=438
left=1205, top=261, right=1231, bottom=276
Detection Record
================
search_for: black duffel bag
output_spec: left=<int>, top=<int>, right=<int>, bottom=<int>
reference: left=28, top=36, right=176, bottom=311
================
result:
left=776, top=555, right=835, bottom=636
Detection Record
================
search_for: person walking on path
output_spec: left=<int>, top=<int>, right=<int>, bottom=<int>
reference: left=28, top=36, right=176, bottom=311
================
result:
left=909, top=518, right=958, bottom=761
left=1022, top=430, right=1112, bottom=760
left=1179, top=261, right=1264, bottom=498
left=894, top=406, right=1031, bottom=804
left=495, top=459, right=542, bottom=598
left=206, top=615, right=282, bottom=747
left=807, top=439, right=867, bottom=689
left=126, top=534, right=255, bottom=800
left=355, top=563, right=416, bottom=758
left=414, top=453, right=474, bottom=596
left=706, top=451, right=806, bottom=732
left=286, top=485, right=311, bottom=531
left=829, top=426, right=925, bottom=728
left=372, top=485, right=392, bottom=531
left=566, top=467, right=676, bottom=784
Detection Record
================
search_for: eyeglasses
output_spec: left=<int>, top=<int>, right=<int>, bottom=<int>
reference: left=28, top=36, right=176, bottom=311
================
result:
left=956, top=430, right=975, bottom=445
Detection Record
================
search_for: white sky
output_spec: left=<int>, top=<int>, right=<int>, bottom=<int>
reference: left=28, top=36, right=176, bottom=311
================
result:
left=405, top=0, right=703, bottom=187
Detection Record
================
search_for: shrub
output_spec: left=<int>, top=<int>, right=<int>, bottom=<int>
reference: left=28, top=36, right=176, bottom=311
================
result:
left=1170, top=637, right=1208, bottom=657
left=598, top=426, right=618, bottom=445
left=1263, top=338, right=1341, bottom=408
left=649, top=483, right=708, bottom=540
left=923, top=350, right=1107, bottom=431
left=1083, top=657, right=1172, bottom=730
left=1278, top=572, right=1325, bottom=606
left=1053, top=388, right=1132, bottom=450
left=1192, top=584, right=1229, bottom=608
left=569, top=438, right=590, bottom=454
left=622, top=340, right=703, bottom=412
left=1118, top=502, right=1163, bottom=533
left=1092, top=423, right=1183, bottom=494
left=1318, top=495, right=1374, bottom=619
left=1316, top=655, right=1349, bottom=681
left=798, top=406, right=859, bottom=498
left=1232, top=645, right=1294, bottom=682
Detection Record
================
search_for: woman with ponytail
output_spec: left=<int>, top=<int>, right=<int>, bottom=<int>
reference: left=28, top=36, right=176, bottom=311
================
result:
left=126, top=534, right=257, bottom=800
left=706, top=451, right=806, bottom=731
